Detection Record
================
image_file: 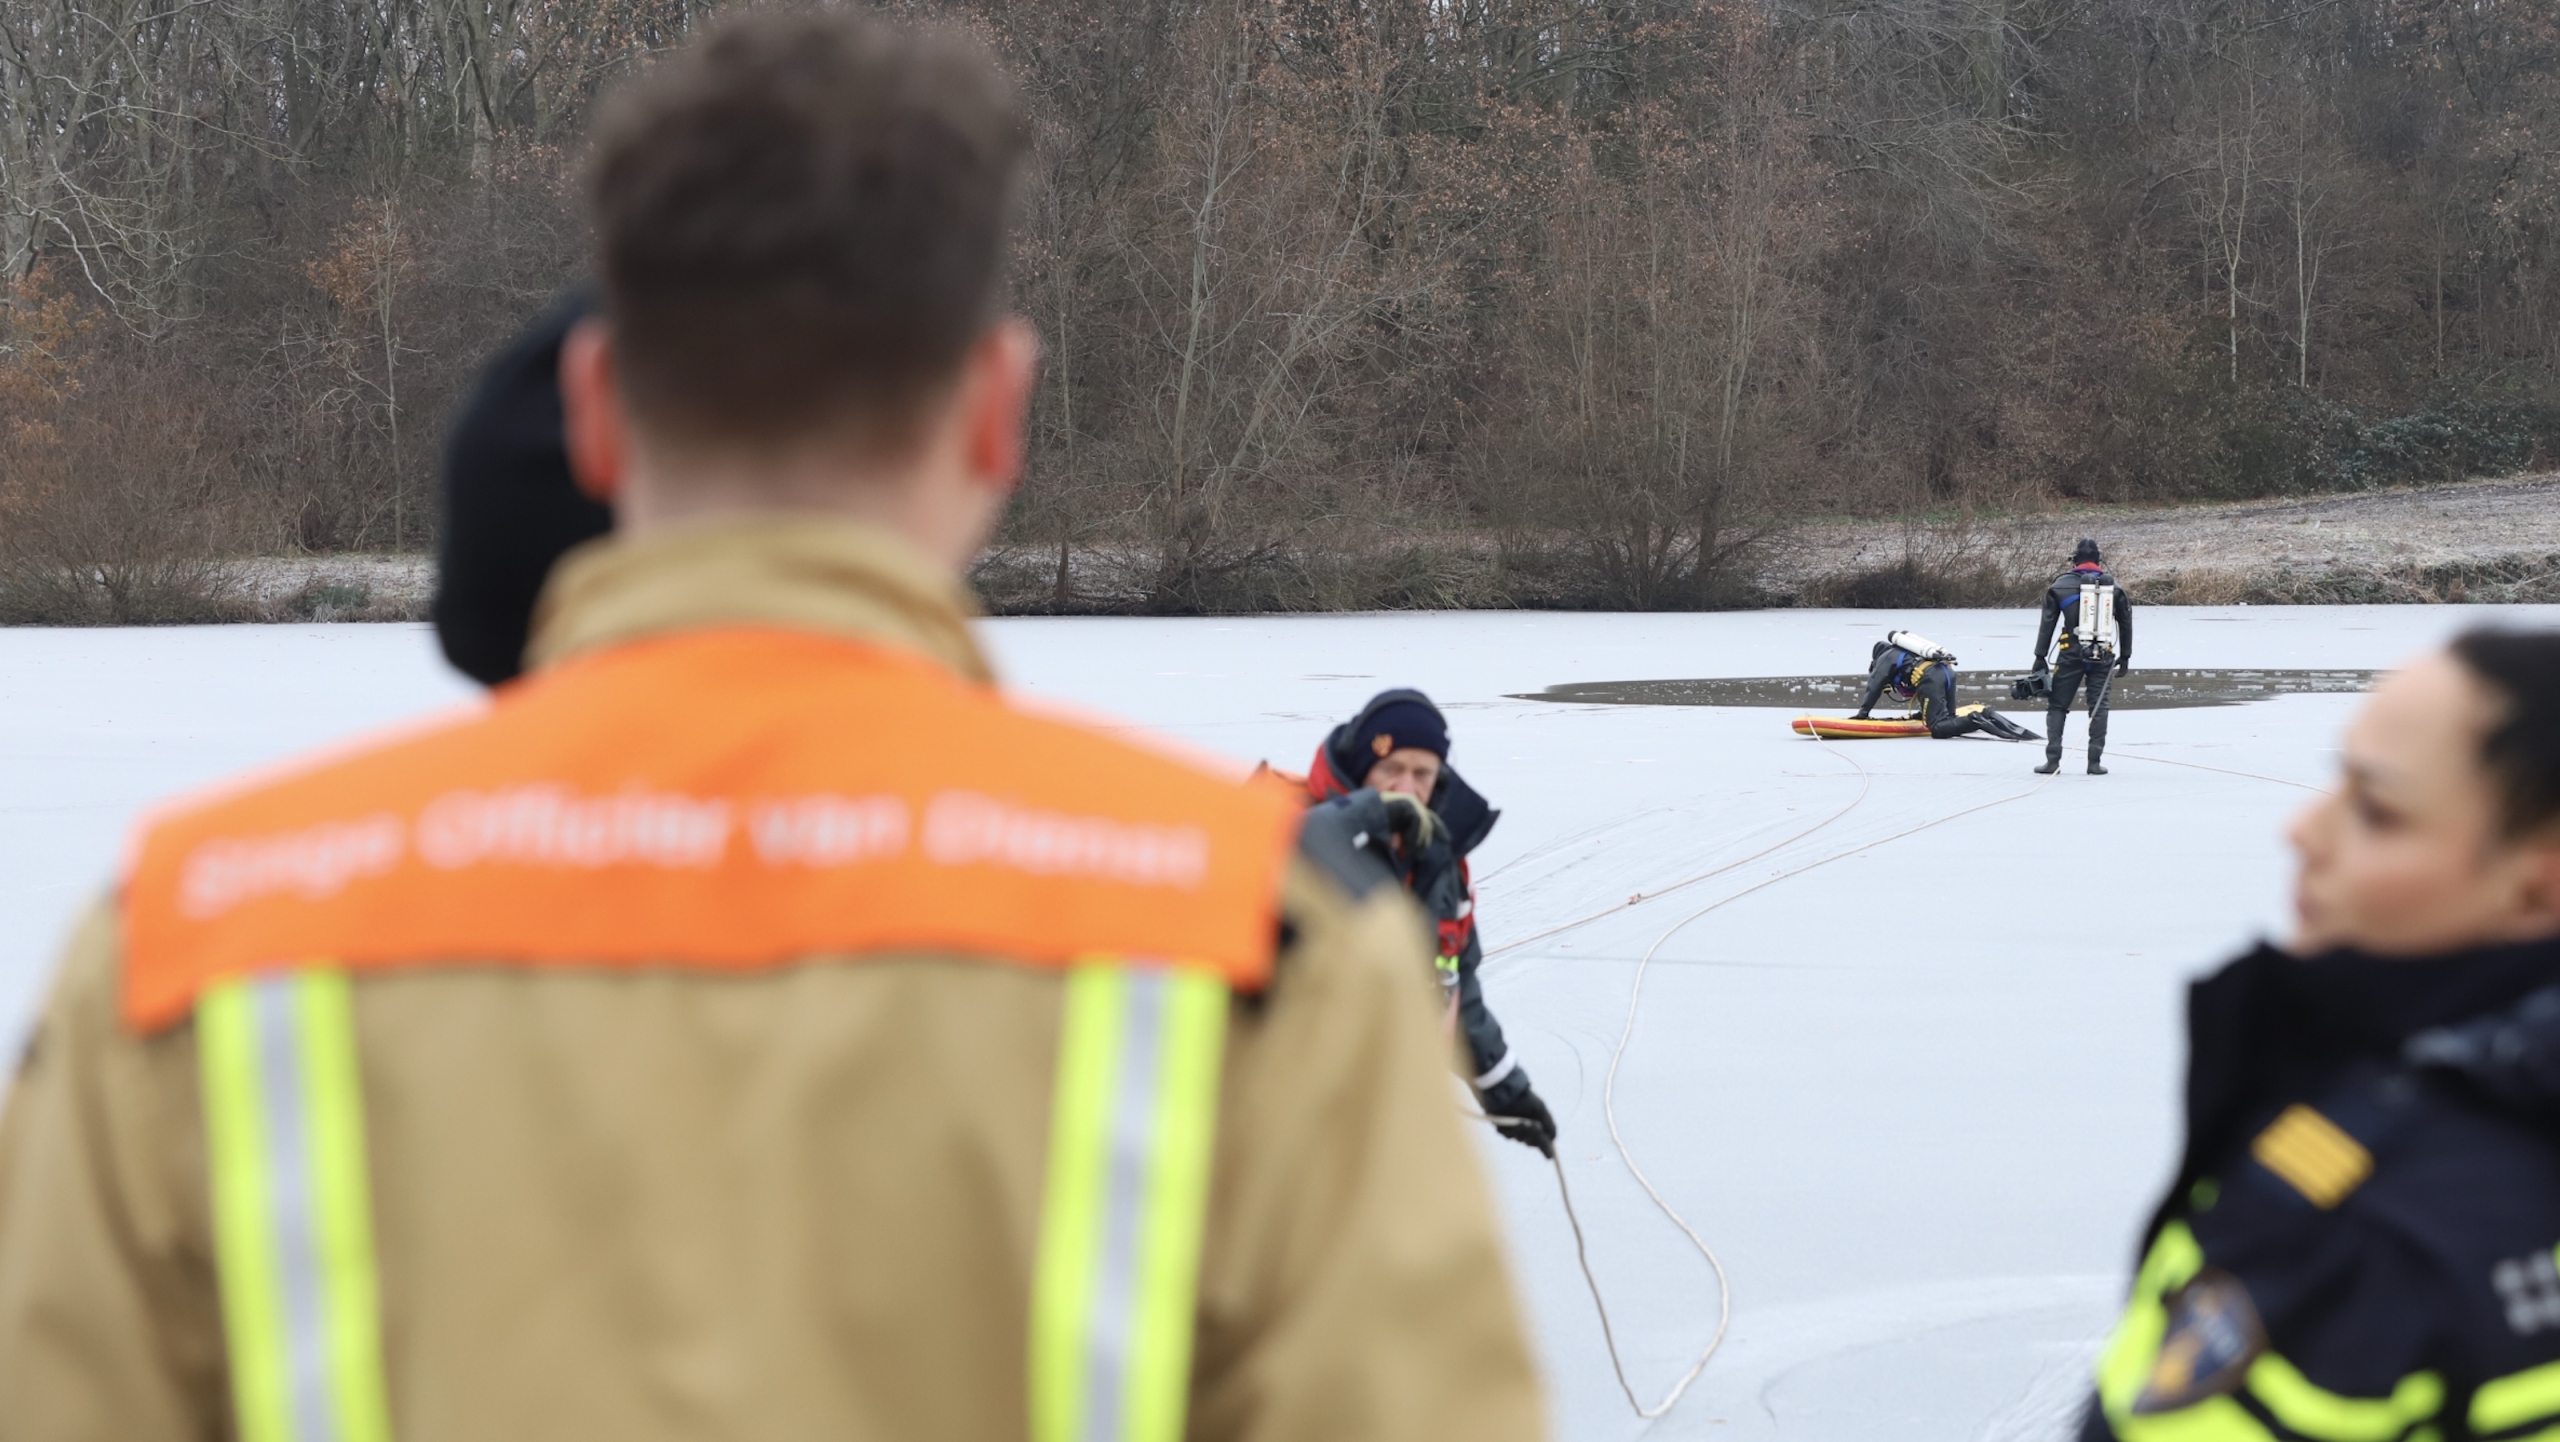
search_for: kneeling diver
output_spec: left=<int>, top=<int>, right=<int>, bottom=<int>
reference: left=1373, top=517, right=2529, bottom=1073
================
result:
left=1853, top=631, right=2015, bottom=739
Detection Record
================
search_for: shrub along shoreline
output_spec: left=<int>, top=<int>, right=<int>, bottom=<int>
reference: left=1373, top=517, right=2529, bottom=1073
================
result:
left=7, top=473, right=2552, bottom=626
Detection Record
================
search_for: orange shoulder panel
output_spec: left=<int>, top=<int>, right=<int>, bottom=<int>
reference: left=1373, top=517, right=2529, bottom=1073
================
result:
left=121, top=629, right=1303, bottom=1031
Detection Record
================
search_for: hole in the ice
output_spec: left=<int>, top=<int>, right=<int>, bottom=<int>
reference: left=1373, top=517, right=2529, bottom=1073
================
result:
left=1512, top=669, right=2379, bottom=710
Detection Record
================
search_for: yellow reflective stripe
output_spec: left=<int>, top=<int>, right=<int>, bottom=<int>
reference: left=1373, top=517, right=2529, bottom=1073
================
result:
left=2112, top=1395, right=2280, bottom=1442
left=2098, top=1222, right=2207, bottom=1421
left=1030, top=963, right=1229, bottom=1442
left=202, top=980, right=292, bottom=1442
left=1123, top=970, right=1226, bottom=1442
left=2244, top=1351, right=2439, bottom=1442
left=2096, top=1220, right=2446, bottom=1442
left=1033, top=966, right=1123, bottom=1442
left=2475, top=1357, right=2560, bottom=1435
left=199, top=970, right=391, bottom=1442
left=297, top=974, right=392, bottom=1442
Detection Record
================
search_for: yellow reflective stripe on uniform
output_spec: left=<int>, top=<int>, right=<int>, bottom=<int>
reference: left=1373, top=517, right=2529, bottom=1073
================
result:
left=2096, top=1220, right=2446, bottom=1442
left=2109, top=1396, right=2280, bottom=1441
left=2475, top=1357, right=2560, bottom=1435
left=1030, top=963, right=1229, bottom=1442
left=2098, top=1222, right=2208, bottom=1422
left=200, top=970, right=392, bottom=1442
left=1124, top=971, right=1225, bottom=1442
left=2244, top=1352, right=2439, bottom=1442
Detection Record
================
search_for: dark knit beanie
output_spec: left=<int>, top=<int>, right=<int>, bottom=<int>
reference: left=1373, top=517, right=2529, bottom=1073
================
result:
left=2073, top=537, right=2102, bottom=564
left=1354, top=699, right=1450, bottom=770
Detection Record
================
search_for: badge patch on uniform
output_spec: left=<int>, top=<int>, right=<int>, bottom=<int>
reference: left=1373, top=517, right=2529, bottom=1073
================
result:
left=1372, top=733, right=1394, bottom=757
left=2250, top=1104, right=2372, bottom=1209
left=2132, top=1269, right=2267, bottom=1415
left=2493, top=1247, right=2560, bottom=1336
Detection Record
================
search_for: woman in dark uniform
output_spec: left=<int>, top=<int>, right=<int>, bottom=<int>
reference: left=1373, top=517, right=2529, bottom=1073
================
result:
left=2084, top=629, right=2560, bottom=1442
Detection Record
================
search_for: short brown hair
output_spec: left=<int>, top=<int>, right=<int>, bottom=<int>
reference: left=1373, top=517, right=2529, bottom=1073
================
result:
left=588, top=11, right=1024, bottom=449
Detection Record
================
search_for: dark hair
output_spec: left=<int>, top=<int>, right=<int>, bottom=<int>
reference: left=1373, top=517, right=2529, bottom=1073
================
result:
left=2450, top=627, right=2560, bottom=839
left=588, top=12, right=1025, bottom=450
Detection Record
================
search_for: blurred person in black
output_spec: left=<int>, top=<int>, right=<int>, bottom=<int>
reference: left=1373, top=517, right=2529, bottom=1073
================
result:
left=431, top=292, right=609, bottom=686
left=2081, top=629, right=2560, bottom=1442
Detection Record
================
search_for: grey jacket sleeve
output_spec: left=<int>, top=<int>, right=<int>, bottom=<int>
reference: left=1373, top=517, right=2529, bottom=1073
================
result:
left=1451, top=931, right=1530, bottom=1107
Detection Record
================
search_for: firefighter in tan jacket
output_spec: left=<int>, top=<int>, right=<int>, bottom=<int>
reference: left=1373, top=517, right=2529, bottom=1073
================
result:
left=0, top=15, right=1547, bottom=1442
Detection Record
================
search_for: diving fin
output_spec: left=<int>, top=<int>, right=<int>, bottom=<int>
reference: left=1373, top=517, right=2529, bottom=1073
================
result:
left=1955, top=703, right=2042, bottom=743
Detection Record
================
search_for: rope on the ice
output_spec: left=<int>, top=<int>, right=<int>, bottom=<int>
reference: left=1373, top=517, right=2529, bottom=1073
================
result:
left=1585, top=750, right=2059, bottom=1421
left=2112, top=750, right=2327, bottom=793
left=1543, top=1148, right=1640, bottom=1404
left=1483, top=749, right=1875, bottom=963
left=1465, top=1110, right=1664, bottom=1419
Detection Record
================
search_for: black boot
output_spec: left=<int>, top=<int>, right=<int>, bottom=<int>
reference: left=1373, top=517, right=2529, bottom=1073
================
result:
left=2036, top=712, right=2065, bottom=774
left=2087, top=746, right=2108, bottom=776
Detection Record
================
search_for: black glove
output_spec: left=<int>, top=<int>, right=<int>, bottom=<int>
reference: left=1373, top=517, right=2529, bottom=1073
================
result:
left=2116, top=658, right=2131, bottom=676
left=1328, top=787, right=1439, bottom=861
left=1483, top=1086, right=1557, bottom=1157
left=2031, top=656, right=2048, bottom=675
left=1377, top=790, right=1441, bottom=852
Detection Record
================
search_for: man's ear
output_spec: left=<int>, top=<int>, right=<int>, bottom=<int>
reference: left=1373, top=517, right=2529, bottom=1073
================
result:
left=2517, top=839, right=2560, bottom=942
left=559, top=319, right=626, bottom=502
left=962, top=318, right=1040, bottom=493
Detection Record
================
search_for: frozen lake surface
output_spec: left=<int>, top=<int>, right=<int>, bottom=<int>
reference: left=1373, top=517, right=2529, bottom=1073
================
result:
left=7, top=604, right=2557, bottom=1439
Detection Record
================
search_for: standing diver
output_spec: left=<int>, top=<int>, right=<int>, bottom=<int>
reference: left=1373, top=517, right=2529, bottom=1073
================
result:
left=1852, top=630, right=2020, bottom=738
left=2030, top=538, right=2135, bottom=775
left=1299, top=690, right=1560, bottom=1156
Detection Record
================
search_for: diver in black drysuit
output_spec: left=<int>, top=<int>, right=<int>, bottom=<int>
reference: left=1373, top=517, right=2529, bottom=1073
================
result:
left=2031, top=538, right=2136, bottom=775
left=1852, top=637, right=1984, bottom=738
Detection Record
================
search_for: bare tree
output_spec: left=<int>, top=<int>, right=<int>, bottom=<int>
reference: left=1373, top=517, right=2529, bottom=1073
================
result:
left=2, top=0, right=2559, bottom=615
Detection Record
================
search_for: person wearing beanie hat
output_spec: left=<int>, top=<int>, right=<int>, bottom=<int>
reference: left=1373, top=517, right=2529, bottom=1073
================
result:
left=432, top=289, right=614, bottom=687
left=1301, top=690, right=1558, bottom=1156
left=1345, top=696, right=1450, bottom=795
left=2032, top=538, right=2137, bottom=774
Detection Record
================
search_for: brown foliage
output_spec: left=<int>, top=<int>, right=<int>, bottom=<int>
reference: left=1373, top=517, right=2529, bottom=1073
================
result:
left=0, top=267, right=252, bottom=622
left=4, top=0, right=2560, bottom=615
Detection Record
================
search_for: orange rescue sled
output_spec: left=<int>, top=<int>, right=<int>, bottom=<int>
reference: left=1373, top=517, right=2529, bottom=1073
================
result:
left=1792, top=715, right=1931, bottom=739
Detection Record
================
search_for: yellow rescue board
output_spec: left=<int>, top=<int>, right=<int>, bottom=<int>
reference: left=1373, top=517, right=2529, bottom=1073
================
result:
left=1791, top=715, right=1931, bottom=739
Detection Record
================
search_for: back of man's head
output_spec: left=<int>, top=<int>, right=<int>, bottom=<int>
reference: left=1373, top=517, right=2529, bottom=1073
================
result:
left=589, top=12, right=1025, bottom=457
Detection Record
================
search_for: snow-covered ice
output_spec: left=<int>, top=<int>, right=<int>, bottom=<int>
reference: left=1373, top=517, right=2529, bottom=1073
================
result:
left=6, top=604, right=2557, bottom=1439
